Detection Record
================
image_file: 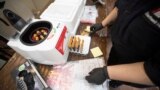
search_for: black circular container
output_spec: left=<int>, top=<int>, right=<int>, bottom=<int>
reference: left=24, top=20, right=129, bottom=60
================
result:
left=20, top=21, right=52, bottom=46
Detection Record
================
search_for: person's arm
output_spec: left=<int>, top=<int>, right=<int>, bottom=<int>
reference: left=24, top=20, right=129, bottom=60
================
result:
left=85, top=62, right=154, bottom=86
left=101, top=7, right=118, bottom=27
left=107, top=62, right=154, bottom=85
left=86, top=51, right=160, bottom=86
left=90, top=7, right=118, bottom=34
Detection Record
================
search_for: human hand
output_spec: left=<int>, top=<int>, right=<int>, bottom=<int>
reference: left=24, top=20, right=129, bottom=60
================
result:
left=90, top=23, right=104, bottom=35
left=85, top=66, right=108, bottom=85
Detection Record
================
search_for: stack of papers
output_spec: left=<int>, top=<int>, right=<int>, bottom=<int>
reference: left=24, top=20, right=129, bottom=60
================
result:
left=46, top=58, right=109, bottom=90
left=80, top=5, right=98, bottom=24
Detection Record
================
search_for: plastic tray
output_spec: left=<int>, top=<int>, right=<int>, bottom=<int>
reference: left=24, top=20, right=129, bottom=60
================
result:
left=69, top=35, right=91, bottom=55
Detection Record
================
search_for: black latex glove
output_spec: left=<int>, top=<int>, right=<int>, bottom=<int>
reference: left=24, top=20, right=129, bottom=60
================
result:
left=85, top=66, right=108, bottom=85
left=90, top=23, right=104, bottom=35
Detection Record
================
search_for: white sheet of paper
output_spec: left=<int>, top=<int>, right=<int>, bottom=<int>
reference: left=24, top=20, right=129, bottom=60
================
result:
left=91, top=47, right=103, bottom=57
left=47, top=57, right=109, bottom=90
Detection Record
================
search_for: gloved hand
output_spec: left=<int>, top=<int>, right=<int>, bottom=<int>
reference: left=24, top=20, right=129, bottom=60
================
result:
left=90, top=23, right=104, bottom=35
left=85, top=66, right=109, bottom=85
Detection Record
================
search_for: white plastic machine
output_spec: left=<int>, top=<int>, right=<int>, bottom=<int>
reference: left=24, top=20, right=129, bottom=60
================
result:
left=7, top=0, right=86, bottom=65
left=8, top=19, right=70, bottom=65
left=40, top=0, right=86, bottom=34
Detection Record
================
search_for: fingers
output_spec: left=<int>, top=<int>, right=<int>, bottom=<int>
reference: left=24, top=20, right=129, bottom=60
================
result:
left=90, top=27, right=95, bottom=36
left=85, top=67, right=107, bottom=85
left=90, top=23, right=104, bottom=36
left=85, top=75, right=102, bottom=85
left=86, top=69, right=98, bottom=83
left=89, top=25, right=97, bottom=36
left=90, top=24, right=98, bottom=31
left=90, top=26, right=95, bottom=31
left=88, top=68, right=99, bottom=74
left=85, top=75, right=97, bottom=84
left=89, top=70, right=94, bottom=75
left=85, top=76, right=92, bottom=83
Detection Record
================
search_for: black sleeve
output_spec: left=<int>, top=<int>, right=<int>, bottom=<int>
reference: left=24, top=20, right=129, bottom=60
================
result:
left=114, top=0, right=125, bottom=9
left=114, top=0, right=120, bottom=8
left=144, top=50, right=160, bottom=87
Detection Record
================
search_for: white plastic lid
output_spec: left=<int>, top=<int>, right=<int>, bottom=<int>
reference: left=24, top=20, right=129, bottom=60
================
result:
left=55, top=0, right=85, bottom=5
left=40, top=3, right=78, bottom=22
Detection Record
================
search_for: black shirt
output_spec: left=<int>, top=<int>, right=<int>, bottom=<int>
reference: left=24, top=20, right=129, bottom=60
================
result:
left=108, top=0, right=160, bottom=87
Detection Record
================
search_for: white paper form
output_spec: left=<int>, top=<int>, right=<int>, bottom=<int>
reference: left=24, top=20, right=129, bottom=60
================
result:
left=80, top=5, right=98, bottom=24
left=46, top=57, right=109, bottom=90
